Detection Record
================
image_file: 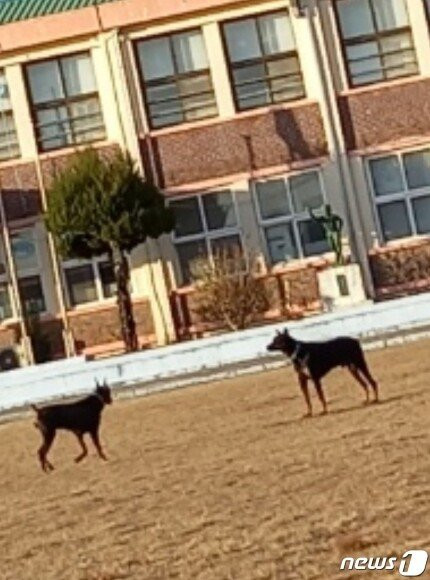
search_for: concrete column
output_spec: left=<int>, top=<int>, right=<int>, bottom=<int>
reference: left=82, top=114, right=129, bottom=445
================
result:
left=202, top=21, right=236, bottom=119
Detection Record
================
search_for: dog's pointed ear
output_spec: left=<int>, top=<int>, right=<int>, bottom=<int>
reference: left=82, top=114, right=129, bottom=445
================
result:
left=284, top=328, right=290, bottom=336
left=276, top=330, right=281, bottom=336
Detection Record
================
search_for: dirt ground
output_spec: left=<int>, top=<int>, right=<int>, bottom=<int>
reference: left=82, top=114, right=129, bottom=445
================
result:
left=0, top=339, right=429, bottom=580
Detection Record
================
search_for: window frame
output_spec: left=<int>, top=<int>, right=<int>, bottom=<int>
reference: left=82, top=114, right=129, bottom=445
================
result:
left=0, top=70, right=20, bottom=162
left=170, top=189, right=244, bottom=285
left=366, top=147, right=430, bottom=243
left=62, top=256, right=121, bottom=309
left=221, top=9, right=305, bottom=112
left=24, top=51, right=106, bottom=152
left=333, top=0, right=419, bottom=88
left=134, top=28, right=218, bottom=131
left=10, top=227, right=47, bottom=316
left=253, top=170, right=329, bottom=266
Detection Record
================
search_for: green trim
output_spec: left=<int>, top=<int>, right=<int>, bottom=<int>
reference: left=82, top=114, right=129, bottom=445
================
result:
left=0, top=0, right=118, bottom=25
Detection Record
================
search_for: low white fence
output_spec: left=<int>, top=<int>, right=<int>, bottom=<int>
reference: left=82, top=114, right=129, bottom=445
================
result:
left=2, top=292, right=430, bottom=412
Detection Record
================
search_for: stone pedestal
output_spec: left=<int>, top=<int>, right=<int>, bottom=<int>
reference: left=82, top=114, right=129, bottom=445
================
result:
left=317, top=264, right=366, bottom=311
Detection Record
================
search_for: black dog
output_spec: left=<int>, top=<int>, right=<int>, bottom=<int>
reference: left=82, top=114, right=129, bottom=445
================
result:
left=267, top=329, right=378, bottom=417
left=32, top=380, right=112, bottom=472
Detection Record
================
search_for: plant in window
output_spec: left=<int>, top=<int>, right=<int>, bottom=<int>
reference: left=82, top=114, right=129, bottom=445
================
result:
left=45, top=148, right=174, bottom=352
left=190, top=247, right=269, bottom=331
left=308, top=204, right=344, bottom=266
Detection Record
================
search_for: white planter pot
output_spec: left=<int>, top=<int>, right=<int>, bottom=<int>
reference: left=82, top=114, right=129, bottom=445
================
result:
left=317, top=264, right=367, bottom=311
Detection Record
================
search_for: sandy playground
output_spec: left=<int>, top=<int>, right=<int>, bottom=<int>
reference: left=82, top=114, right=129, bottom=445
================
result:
left=0, top=338, right=429, bottom=579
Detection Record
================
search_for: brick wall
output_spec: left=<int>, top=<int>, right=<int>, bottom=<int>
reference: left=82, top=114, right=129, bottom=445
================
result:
left=369, top=239, right=430, bottom=299
left=339, top=79, right=430, bottom=151
left=0, top=163, right=42, bottom=221
left=171, top=265, right=322, bottom=339
left=69, top=299, right=155, bottom=352
left=146, top=103, right=328, bottom=188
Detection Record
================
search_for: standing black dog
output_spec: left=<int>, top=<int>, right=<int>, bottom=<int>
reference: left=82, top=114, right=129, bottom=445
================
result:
left=32, top=380, right=112, bottom=472
left=267, top=329, right=378, bottom=417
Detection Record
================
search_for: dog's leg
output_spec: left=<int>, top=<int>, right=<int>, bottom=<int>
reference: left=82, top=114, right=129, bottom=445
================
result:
left=38, top=429, right=56, bottom=472
left=348, top=365, right=370, bottom=404
left=90, top=430, right=108, bottom=461
left=298, top=373, right=312, bottom=418
left=359, top=366, right=379, bottom=403
left=313, top=379, right=328, bottom=415
left=74, top=433, right=88, bottom=463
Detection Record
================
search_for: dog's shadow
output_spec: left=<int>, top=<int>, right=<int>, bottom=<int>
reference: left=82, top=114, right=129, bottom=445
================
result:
left=266, top=389, right=424, bottom=428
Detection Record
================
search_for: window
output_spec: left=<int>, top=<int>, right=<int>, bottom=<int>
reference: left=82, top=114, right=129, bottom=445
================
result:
left=136, top=30, right=217, bottom=129
left=0, top=71, right=19, bottom=161
left=10, top=229, right=46, bottom=315
left=63, top=259, right=116, bottom=307
left=222, top=11, right=305, bottom=111
left=335, top=0, right=418, bottom=86
left=170, top=190, right=242, bottom=284
left=26, top=53, right=105, bottom=151
left=368, top=148, right=430, bottom=241
left=255, top=171, right=329, bottom=265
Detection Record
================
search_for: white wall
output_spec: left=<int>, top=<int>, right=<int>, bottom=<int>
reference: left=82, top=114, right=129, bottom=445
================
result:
left=2, top=293, right=430, bottom=412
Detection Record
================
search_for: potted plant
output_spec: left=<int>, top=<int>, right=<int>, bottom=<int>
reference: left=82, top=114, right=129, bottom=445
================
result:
left=309, top=204, right=366, bottom=310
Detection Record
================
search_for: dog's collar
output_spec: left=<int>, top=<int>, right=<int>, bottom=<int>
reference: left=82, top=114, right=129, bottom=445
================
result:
left=290, top=343, right=309, bottom=367
left=290, top=343, right=302, bottom=363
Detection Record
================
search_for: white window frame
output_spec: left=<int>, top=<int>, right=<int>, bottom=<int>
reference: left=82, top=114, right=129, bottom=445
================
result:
left=366, top=146, right=430, bottom=243
left=253, top=169, right=329, bottom=266
left=170, top=189, right=244, bottom=285
left=10, top=227, right=47, bottom=316
left=62, top=256, right=122, bottom=309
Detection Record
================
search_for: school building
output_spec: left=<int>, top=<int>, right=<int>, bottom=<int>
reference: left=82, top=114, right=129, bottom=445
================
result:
left=1, top=0, right=430, bottom=364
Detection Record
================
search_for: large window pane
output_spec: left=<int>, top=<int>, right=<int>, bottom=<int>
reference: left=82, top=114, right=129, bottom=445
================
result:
left=337, top=0, right=374, bottom=39
left=137, top=30, right=216, bottom=129
left=176, top=240, right=208, bottom=284
left=172, top=31, right=208, bottom=73
left=171, top=198, right=203, bottom=237
left=138, top=38, right=174, bottom=80
left=11, top=230, right=38, bottom=272
left=404, top=150, right=430, bottom=189
left=259, top=12, right=296, bottom=54
left=264, top=223, right=298, bottom=264
left=290, top=172, right=323, bottom=213
left=61, top=54, right=97, bottom=96
left=224, top=19, right=261, bottom=62
left=378, top=201, right=411, bottom=240
left=223, top=12, right=304, bottom=111
left=202, top=191, right=237, bottom=230
left=27, top=53, right=104, bottom=151
left=412, top=196, right=430, bottom=234
left=336, top=0, right=417, bottom=87
left=298, top=220, right=329, bottom=257
left=99, top=261, right=116, bottom=298
left=27, top=61, right=63, bottom=104
left=210, top=235, right=242, bottom=259
left=65, top=265, right=97, bottom=306
left=369, top=156, right=404, bottom=196
left=18, top=276, right=46, bottom=315
left=373, top=0, right=409, bottom=31
left=256, top=180, right=289, bottom=219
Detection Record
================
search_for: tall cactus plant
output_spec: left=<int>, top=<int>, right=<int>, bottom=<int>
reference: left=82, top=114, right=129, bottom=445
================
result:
left=309, top=204, right=344, bottom=266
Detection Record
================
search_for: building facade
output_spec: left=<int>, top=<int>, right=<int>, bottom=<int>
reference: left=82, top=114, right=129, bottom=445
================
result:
left=1, top=0, right=430, bottom=362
